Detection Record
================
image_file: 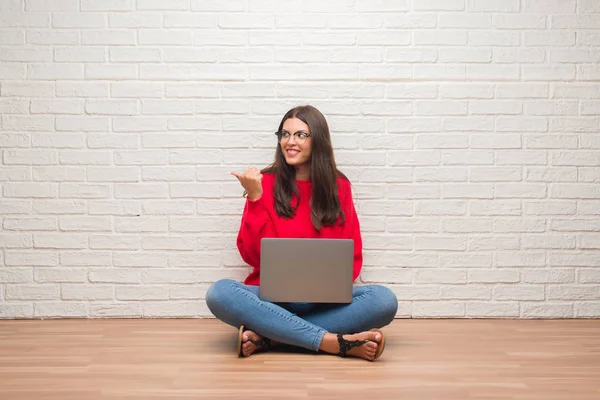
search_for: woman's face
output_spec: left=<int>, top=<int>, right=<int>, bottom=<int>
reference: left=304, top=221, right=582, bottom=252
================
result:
left=280, top=117, right=312, bottom=169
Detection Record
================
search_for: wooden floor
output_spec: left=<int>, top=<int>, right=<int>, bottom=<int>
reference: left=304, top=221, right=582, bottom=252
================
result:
left=0, top=319, right=599, bottom=400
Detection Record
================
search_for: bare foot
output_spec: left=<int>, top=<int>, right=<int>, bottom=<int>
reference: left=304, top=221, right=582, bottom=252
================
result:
left=318, top=330, right=382, bottom=361
left=240, top=330, right=278, bottom=357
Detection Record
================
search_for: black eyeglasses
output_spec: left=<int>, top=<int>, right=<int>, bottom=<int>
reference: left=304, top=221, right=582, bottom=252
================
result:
left=274, top=130, right=312, bottom=144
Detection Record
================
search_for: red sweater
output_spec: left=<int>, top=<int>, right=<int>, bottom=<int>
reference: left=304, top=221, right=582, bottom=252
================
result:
left=236, top=173, right=363, bottom=286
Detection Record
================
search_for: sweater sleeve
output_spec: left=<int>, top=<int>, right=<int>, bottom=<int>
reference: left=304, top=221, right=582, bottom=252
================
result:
left=341, top=180, right=363, bottom=282
left=236, top=196, right=276, bottom=270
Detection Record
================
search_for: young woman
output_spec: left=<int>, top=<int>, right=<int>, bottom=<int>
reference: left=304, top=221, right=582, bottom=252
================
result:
left=206, top=105, right=398, bottom=361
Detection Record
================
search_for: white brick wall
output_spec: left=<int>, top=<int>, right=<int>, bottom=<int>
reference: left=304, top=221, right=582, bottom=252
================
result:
left=1, top=0, right=599, bottom=320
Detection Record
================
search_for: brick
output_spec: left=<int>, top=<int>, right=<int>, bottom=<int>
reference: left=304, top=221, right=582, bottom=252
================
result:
left=52, top=14, right=105, bottom=29
left=495, top=183, right=547, bottom=198
left=0, top=167, right=31, bottom=181
left=4, top=182, right=57, bottom=198
left=116, top=285, right=168, bottom=300
left=301, top=0, right=355, bottom=12
left=387, top=218, right=438, bottom=233
left=443, top=117, right=493, bottom=132
left=525, top=135, right=578, bottom=149
left=0, top=201, right=31, bottom=218
left=139, top=29, right=192, bottom=45
left=0, top=47, right=52, bottom=62
left=88, top=134, right=139, bottom=149
left=496, top=252, right=545, bottom=267
left=470, top=167, right=521, bottom=182
left=86, top=100, right=140, bottom=115
left=0, top=234, right=33, bottom=249
left=0, top=132, right=29, bottom=148
left=578, top=0, right=600, bottom=12
left=29, top=63, right=83, bottom=80
left=4, top=217, right=56, bottom=231
left=522, top=234, right=577, bottom=249
left=170, top=284, right=211, bottom=300
left=163, top=12, right=215, bottom=28
left=33, top=234, right=87, bottom=249
left=89, top=268, right=141, bottom=283
left=521, top=303, right=574, bottom=318
left=521, top=269, right=576, bottom=284
left=82, top=30, right=135, bottom=45
left=578, top=234, right=600, bottom=250
left=27, top=30, right=78, bottom=45
left=113, top=252, right=168, bottom=267
left=87, top=167, right=140, bottom=182
left=59, top=151, right=111, bottom=165
left=32, top=200, right=86, bottom=214
left=33, top=167, right=85, bottom=182
left=90, top=303, right=142, bottom=318
left=440, top=285, right=492, bottom=300
left=112, top=82, right=164, bottom=98
left=413, top=301, right=465, bottom=317
left=137, top=0, right=188, bottom=10
left=142, top=236, right=195, bottom=250
left=523, top=66, right=576, bottom=81
left=56, top=82, right=109, bottom=98
left=0, top=268, right=34, bottom=283
left=493, top=285, right=545, bottom=301
left=524, top=201, right=576, bottom=216
left=0, top=304, right=34, bottom=318
left=85, top=64, right=137, bottom=79
left=526, top=167, right=577, bottom=183
left=443, top=218, right=492, bottom=233
left=493, top=15, right=546, bottom=29
left=470, top=101, right=521, bottom=115
left=575, top=303, right=600, bottom=318
left=56, top=116, right=109, bottom=132
left=3, top=116, right=53, bottom=132
left=90, top=235, right=140, bottom=250
left=443, top=184, right=494, bottom=199
left=467, top=302, right=519, bottom=317
left=82, top=0, right=133, bottom=11
left=114, top=183, right=168, bottom=199
left=441, top=253, right=492, bottom=268
left=143, top=200, right=195, bottom=215
left=60, top=251, right=111, bottom=266
left=551, top=185, right=600, bottom=199
left=34, top=302, right=87, bottom=318
left=114, top=217, right=167, bottom=233
left=468, top=0, right=519, bottom=11
left=6, top=284, right=58, bottom=300
left=468, top=236, right=520, bottom=251
left=549, top=252, right=599, bottom=267
left=0, top=29, right=25, bottom=44
left=61, top=284, right=113, bottom=300
left=59, top=216, right=112, bottom=232
left=60, top=183, right=110, bottom=199
left=523, top=0, right=575, bottom=13
left=114, top=151, right=168, bottom=165
left=493, top=48, right=546, bottom=63
left=143, top=301, right=200, bottom=317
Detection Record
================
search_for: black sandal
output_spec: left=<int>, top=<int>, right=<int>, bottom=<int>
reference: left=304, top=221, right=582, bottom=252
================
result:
left=336, top=330, right=386, bottom=361
left=237, top=325, right=272, bottom=357
left=336, top=333, right=370, bottom=357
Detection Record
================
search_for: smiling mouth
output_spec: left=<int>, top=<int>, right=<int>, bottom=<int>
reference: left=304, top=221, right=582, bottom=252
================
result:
left=286, top=149, right=300, bottom=157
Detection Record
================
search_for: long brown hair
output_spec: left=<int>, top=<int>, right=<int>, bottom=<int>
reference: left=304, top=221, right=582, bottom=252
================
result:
left=262, top=105, right=347, bottom=231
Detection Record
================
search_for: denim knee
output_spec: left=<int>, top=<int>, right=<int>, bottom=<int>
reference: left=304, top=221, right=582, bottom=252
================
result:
left=370, top=284, right=398, bottom=325
left=205, top=278, right=236, bottom=317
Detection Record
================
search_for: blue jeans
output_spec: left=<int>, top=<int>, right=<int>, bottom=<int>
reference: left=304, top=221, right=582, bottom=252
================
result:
left=205, top=279, right=398, bottom=352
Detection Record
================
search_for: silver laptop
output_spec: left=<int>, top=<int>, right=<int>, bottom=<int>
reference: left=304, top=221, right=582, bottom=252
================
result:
left=258, top=238, right=354, bottom=303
